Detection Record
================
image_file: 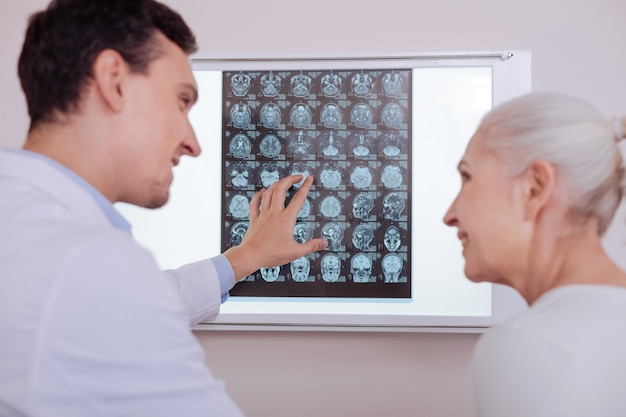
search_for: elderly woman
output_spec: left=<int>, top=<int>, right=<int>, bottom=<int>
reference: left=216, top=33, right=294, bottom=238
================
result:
left=444, top=92, right=626, bottom=416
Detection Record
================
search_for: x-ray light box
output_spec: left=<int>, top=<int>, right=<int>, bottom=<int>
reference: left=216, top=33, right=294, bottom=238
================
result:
left=117, top=50, right=531, bottom=332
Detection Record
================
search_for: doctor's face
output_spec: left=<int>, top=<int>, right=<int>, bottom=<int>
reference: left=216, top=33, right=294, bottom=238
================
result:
left=443, top=132, right=526, bottom=284
left=117, top=33, right=200, bottom=209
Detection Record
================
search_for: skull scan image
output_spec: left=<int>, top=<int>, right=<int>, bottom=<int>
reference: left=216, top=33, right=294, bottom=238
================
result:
left=230, top=72, right=251, bottom=97
left=229, top=162, right=251, bottom=188
left=319, top=162, right=342, bottom=189
left=320, top=103, right=342, bottom=129
left=321, top=72, right=342, bottom=97
left=382, top=253, right=403, bottom=283
left=289, top=162, right=311, bottom=189
left=383, top=192, right=406, bottom=220
left=289, top=103, right=313, bottom=129
left=350, top=165, right=373, bottom=189
left=229, top=133, right=252, bottom=159
left=320, top=253, right=341, bottom=282
left=350, top=103, right=374, bottom=129
left=350, top=253, right=373, bottom=283
left=290, top=256, right=311, bottom=282
left=260, top=265, right=281, bottom=282
left=352, top=192, right=375, bottom=220
left=381, top=133, right=404, bottom=158
left=288, top=131, right=313, bottom=155
left=381, top=103, right=403, bottom=129
left=381, top=72, right=403, bottom=97
left=228, top=194, right=249, bottom=219
left=380, top=164, right=403, bottom=189
left=349, top=133, right=374, bottom=158
left=293, top=222, right=313, bottom=244
left=351, top=72, right=373, bottom=97
left=319, top=195, right=342, bottom=218
left=290, top=72, right=312, bottom=97
left=321, top=222, right=344, bottom=250
left=259, top=162, right=281, bottom=188
left=260, top=102, right=282, bottom=129
left=229, top=221, right=248, bottom=247
left=352, top=223, right=374, bottom=251
left=259, top=134, right=282, bottom=159
left=229, top=103, right=252, bottom=129
left=318, top=131, right=344, bottom=158
left=260, top=71, right=282, bottom=97
left=383, top=225, right=401, bottom=252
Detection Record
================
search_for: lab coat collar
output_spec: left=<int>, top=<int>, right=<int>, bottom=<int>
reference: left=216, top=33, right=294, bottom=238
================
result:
left=0, top=149, right=131, bottom=234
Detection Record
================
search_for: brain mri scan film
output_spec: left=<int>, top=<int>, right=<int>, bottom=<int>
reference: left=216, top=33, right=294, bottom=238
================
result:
left=221, top=68, right=411, bottom=298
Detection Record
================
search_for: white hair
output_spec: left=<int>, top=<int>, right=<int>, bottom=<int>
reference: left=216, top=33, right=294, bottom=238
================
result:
left=478, top=92, right=625, bottom=235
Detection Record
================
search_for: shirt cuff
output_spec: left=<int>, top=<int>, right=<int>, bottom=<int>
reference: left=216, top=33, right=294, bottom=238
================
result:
left=211, top=254, right=235, bottom=303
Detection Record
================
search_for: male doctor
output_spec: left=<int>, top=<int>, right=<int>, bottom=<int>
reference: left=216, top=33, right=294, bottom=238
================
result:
left=0, top=0, right=327, bottom=416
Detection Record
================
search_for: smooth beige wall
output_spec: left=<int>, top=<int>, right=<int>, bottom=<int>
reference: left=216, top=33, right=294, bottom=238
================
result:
left=2, top=1, right=626, bottom=416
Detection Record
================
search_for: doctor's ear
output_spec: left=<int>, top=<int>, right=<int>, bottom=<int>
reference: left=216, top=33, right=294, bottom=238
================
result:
left=522, top=159, right=556, bottom=221
left=92, top=49, right=129, bottom=113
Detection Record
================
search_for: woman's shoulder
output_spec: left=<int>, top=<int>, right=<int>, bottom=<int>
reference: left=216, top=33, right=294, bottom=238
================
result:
left=471, top=284, right=626, bottom=416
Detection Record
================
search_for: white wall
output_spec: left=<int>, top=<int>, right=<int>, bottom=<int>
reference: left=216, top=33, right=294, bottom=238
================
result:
left=2, top=1, right=625, bottom=416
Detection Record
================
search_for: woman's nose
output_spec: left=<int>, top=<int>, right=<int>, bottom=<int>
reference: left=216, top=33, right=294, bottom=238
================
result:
left=443, top=198, right=458, bottom=227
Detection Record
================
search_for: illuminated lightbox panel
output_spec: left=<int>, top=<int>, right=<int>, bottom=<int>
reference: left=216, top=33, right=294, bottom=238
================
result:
left=117, top=51, right=530, bottom=331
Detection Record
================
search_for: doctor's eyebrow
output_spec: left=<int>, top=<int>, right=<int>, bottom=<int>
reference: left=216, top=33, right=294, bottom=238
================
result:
left=457, top=160, right=469, bottom=171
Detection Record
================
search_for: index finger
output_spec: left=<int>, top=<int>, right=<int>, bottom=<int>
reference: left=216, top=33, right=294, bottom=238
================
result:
left=286, top=175, right=314, bottom=215
left=265, top=174, right=303, bottom=212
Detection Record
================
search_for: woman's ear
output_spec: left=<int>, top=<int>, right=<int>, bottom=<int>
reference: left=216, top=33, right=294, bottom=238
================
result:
left=522, top=159, right=556, bottom=221
left=92, top=49, right=128, bottom=113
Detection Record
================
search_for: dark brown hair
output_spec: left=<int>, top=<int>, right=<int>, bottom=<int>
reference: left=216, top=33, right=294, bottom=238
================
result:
left=18, top=0, right=198, bottom=130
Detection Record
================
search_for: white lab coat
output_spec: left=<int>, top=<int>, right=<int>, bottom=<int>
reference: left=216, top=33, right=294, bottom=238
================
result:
left=0, top=151, right=245, bottom=417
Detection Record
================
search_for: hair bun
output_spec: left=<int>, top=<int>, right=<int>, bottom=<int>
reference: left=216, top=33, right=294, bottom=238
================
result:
left=612, top=116, right=626, bottom=141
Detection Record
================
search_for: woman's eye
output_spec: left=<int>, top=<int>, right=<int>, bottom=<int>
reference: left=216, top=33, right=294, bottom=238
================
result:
left=460, top=171, right=471, bottom=182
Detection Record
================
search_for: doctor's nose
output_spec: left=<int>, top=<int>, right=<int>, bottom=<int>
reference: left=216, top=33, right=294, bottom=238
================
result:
left=181, top=119, right=201, bottom=157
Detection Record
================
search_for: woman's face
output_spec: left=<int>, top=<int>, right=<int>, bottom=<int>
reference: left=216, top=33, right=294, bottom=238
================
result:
left=443, top=132, right=528, bottom=285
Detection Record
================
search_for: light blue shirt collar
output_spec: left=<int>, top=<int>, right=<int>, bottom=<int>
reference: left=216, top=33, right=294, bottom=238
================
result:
left=14, top=149, right=132, bottom=234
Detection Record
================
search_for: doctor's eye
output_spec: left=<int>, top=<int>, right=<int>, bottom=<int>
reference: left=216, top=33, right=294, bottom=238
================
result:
left=180, top=96, right=192, bottom=110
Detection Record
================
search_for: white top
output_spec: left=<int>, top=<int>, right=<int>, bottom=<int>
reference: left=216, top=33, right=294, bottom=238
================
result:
left=0, top=151, right=245, bottom=416
left=472, top=284, right=626, bottom=417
